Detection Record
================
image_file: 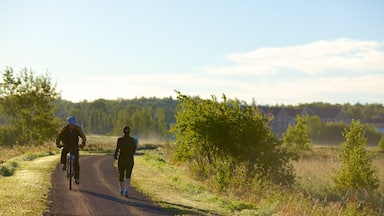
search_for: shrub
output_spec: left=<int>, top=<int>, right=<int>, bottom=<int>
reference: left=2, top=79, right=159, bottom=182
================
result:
left=0, top=160, right=18, bottom=176
left=170, top=92, right=296, bottom=189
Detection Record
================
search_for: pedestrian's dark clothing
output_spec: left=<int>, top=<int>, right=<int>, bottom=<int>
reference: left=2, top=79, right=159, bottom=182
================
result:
left=56, top=124, right=86, bottom=179
left=114, top=135, right=136, bottom=181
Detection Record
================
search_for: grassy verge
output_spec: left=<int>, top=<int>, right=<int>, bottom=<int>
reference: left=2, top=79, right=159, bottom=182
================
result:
left=0, top=154, right=58, bottom=216
left=131, top=149, right=260, bottom=215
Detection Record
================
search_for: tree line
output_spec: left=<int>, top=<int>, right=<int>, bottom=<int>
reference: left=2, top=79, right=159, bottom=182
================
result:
left=1, top=67, right=383, bottom=147
left=55, top=96, right=178, bottom=139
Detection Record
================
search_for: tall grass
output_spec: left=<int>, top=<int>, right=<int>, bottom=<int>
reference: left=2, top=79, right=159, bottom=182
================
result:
left=292, top=146, right=384, bottom=214
left=0, top=145, right=55, bottom=163
left=293, top=147, right=384, bottom=195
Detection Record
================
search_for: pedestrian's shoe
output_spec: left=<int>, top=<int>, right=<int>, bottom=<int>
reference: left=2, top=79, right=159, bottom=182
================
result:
left=75, top=178, right=80, bottom=184
left=120, top=190, right=124, bottom=196
left=124, top=191, right=128, bottom=198
left=62, top=164, right=66, bottom=171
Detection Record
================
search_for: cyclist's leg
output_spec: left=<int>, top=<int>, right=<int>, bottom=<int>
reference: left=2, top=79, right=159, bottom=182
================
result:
left=61, top=147, right=69, bottom=165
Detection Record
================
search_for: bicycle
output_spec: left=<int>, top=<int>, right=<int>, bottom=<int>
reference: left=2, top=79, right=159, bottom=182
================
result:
left=66, top=147, right=76, bottom=190
left=61, top=145, right=76, bottom=190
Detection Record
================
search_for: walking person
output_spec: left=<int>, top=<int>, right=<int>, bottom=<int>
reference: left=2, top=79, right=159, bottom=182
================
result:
left=114, top=126, right=136, bottom=197
left=56, top=116, right=86, bottom=184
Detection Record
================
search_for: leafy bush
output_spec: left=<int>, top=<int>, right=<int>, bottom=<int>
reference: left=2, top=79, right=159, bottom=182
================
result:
left=0, top=160, right=18, bottom=176
left=170, top=92, right=296, bottom=189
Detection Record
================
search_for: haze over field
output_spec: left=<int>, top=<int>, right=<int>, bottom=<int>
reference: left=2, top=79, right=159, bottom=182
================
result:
left=1, top=1, right=383, bottom=105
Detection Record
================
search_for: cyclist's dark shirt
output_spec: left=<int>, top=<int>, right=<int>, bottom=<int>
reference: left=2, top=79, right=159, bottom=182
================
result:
left=56, top=125, right=86, bottom=147
left=114, top=135, right=136, bottom=164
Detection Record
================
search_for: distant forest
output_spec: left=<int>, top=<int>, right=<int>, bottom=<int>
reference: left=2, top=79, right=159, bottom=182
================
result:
left=2, top=68, right=382, bottom=146
left=56, top=97, right=384, bottom=143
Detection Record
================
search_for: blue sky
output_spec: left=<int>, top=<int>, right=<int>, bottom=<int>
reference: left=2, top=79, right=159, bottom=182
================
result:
left=1, top=0, right=383, bottom=105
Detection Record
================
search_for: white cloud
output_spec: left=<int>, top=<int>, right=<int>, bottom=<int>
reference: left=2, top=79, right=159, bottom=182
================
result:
left=56, top=39, right=384, bottom=104
left=233, top=73, right=384, bottom=105
left=206, top=38, right=384, bottom=75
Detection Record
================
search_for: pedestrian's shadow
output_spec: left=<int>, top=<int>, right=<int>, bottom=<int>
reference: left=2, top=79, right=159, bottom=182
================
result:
left=73, top=189, right=129, bottom=205
left=73, top=189, right=172, bottom=215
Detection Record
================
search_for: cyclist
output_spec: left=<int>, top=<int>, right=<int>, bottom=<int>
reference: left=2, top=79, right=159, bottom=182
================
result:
left=114, top=126, right=136, bottom=197
left=56, top=116, right=86, bottom=184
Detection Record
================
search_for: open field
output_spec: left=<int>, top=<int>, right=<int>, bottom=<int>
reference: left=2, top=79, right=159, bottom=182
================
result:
left=293, top=146, right=384, bottom=197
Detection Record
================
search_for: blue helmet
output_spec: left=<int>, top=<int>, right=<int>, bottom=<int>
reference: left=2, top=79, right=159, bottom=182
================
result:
left=67, top=116, right=77, bottom=125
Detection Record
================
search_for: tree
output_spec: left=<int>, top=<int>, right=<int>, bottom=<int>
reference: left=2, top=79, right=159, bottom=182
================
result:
left=0, top=67, right=60, bottom=146
left=170, top=91, right=296, bottom=188
left=332, top=120, right=379, bottom=192
left=283, top=115, right=312, bottom=150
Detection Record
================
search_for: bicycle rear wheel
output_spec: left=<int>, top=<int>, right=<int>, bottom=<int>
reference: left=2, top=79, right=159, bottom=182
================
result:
left=67, top=155, right=73, bottom=190
left=69, top=158, right=73, bottom=190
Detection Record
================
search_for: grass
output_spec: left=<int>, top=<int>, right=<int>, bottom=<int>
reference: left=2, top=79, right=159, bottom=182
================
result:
left=0, top=154, right=58, bottom=216
left=292, top=146, right=384, bottom=215
left=293, top=146, right=384, bottom=197
left=0, top=145, right=55, bottom=163
left=132, top=149, right=261, bottom=215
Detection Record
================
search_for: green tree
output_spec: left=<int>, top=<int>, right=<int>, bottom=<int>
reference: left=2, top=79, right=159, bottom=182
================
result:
left=170, top=91, right=295, bottom=189
left=283, top=115, right=312, bottom=150
left=0, top=67, right=60, bottom=146
left=332, top=120, right=379, bottom=192
left=154, top=107, right=168, bottom=139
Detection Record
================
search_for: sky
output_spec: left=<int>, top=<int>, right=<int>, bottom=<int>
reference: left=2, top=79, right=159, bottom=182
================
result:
left=1, top=0, right=383, bottom=105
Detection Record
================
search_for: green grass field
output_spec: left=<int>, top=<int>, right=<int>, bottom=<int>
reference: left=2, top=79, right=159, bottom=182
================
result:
left=0, top=135, right=383, bottom=215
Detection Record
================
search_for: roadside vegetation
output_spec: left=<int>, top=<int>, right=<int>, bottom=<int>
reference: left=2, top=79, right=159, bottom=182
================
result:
left=135, top=146, right=384, bottom=215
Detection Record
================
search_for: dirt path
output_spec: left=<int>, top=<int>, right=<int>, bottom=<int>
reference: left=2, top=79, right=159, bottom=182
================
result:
left=45, top=155, right=172, bottom=216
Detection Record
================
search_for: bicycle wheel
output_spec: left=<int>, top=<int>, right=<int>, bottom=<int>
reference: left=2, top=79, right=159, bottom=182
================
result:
left=69, top=157, right=73, bottom=190
left=66, top=155, right=70, bottom=178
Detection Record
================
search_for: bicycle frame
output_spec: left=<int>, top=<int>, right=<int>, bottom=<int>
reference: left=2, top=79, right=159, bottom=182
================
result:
left=65, top=146, right=76, bottom=190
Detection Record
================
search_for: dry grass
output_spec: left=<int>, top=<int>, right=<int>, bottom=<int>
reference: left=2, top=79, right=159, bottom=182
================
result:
left=0, top=145, right=55, bottom=163
left=293, top=146, right=384, bottom=195
left=291, top=146, right=384, bottom=215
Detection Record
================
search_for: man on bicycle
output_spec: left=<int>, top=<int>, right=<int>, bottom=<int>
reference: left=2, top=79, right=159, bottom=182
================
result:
left=56, top=116, right=86, bottom=184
